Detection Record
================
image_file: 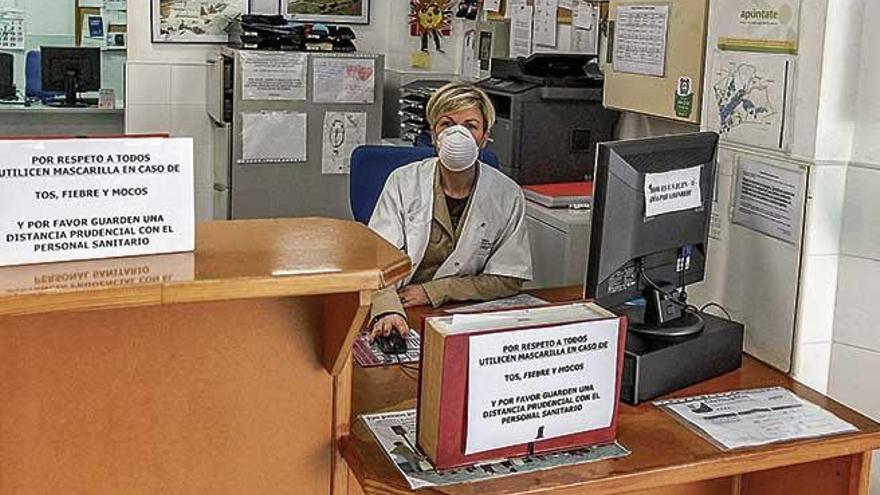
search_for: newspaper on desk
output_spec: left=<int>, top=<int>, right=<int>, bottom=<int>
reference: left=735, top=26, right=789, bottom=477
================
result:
left=361, top=409, right=630, bottom=490
left=654, top=387, right=858, bottom=451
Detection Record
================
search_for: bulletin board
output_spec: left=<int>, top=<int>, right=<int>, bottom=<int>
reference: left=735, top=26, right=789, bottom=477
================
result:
left=602, top=0, right=708, bottom=124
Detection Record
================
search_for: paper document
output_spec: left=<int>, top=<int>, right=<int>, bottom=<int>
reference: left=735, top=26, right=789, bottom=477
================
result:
left=483, top=0, right=501, bottom=12
left=732, top=159, right=804, bottom=244
left=241, top=112, right=307, bottom=163
left=321, top=112, right=367, bottom=174
left=466, top=319, right=620, bottom=454
left=613, top=4, right=669, bottom=77
left=240, top=51, right=306, bottom=101
left=446, top=293, right=549, bottom=314
left=643, top=165, right=703, bottom=218
left=0, top=10, right=25, bottom=50
left=509, top=4, right=534, bottom=58
left=361, top=409, right=629, bottom=489
left=655, top=387, right=858, bottom=450
left=533, top=0, right=558, bottom=47
left=312, top=57, right=376, bottom=104
left=572, top=0, right=596, bottom=29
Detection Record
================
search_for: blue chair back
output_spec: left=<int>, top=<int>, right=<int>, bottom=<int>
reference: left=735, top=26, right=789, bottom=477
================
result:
left=25, top=51, right=41, bottom=99
left=349, top=145, right=500, bottom=224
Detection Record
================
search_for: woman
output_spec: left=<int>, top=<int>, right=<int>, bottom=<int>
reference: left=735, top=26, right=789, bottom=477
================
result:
left=369, top=82, right=532, bottom=338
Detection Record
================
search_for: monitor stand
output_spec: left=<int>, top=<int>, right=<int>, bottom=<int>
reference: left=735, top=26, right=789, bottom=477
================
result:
left=627, top=284, right=704, bottom=338
left=46, top=70, right=90, bottom=107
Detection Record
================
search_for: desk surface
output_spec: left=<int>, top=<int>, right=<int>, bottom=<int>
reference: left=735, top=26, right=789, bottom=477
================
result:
left=343, top=286, right=880, bottom=495
left=0, top=102, right=124, bottom=114
left=0, top=218, right=411, bottom=316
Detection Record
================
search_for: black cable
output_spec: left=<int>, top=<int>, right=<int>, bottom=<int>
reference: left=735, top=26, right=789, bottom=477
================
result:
left=639, top=267, right=700, bottom=314
left=700, top=302, right=733, bottom=321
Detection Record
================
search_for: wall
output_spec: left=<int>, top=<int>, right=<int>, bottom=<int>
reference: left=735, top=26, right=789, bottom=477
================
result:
left=825, top=0, right=880, bottom=491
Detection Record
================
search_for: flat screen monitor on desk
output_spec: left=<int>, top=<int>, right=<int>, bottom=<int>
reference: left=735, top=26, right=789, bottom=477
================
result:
left=585, top=131, right=719, bottom=338
left=40, top=46, right=100, bottom=107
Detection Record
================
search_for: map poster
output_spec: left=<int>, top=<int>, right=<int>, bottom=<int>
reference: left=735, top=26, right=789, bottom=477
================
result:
left=706, top=50, right=793, bottom=151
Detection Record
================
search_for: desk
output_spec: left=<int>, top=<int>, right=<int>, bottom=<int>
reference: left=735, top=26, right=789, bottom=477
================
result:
left=0, top=103, right=124, bottom=137
left=343, top=286, right=880, bottom=495
left=0, top=218, right=410, bottom=495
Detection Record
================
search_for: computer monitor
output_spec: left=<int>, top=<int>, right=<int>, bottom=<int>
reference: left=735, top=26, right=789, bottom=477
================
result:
left=40, top=46, right=100, bottom=107
left=0, top=53, right=14, bottom=100
left=585, top=132, right=719, bottom=338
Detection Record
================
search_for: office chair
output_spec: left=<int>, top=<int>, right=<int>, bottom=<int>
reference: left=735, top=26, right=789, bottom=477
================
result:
left=25, top=50, right=60, bottom=101
left=349, top=145, right=500, bottom=224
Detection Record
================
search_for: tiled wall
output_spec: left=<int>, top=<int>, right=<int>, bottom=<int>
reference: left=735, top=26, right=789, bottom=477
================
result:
left=125, top=61, right=214, bottom=222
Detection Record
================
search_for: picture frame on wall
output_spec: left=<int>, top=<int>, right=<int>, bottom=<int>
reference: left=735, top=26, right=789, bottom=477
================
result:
left=151, top=0, right=248, bottom=43
left=280, top=0, right=370, bottom=24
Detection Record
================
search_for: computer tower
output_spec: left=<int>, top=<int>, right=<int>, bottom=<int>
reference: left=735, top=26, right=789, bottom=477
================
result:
left=0, top=53, right=15, bottom=100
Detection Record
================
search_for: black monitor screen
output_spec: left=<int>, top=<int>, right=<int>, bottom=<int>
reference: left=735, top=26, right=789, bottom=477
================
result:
left=585, top=132, right=719, bottom=309
left=40, top=46, right=101, bottom=93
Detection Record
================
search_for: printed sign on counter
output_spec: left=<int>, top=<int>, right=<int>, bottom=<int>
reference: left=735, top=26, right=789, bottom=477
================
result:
left=0, top=137, right=195, bottom=267
left=465, top=319, right=620, bottom=455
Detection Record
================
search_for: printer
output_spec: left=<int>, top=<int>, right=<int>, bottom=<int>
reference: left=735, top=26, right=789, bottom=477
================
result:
left=478, top=54, right=618, bottom=184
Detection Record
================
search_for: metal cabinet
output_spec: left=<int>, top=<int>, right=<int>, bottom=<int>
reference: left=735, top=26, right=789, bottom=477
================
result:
left=524, top=201, right=591, bottom=289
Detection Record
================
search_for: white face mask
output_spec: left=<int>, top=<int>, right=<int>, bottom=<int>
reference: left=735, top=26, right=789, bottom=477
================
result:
left=437, top=125, right=479, bottom=172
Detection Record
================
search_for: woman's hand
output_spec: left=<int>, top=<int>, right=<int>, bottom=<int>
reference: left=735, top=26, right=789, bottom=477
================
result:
left=399, top=285, right=430, bottom=308
left=370, top=313, right=409, bottom=341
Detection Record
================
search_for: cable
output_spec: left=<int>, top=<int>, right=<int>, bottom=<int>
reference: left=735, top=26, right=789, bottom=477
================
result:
left=639, top=267, right=700, bottom=314
left=700, top=302, right=733, bottom=321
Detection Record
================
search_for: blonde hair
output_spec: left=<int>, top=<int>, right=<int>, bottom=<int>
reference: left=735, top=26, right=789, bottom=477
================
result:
left=425, top=82, right=496, bottom=132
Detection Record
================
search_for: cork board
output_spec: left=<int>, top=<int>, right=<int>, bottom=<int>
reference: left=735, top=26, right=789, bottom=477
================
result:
left=603, top=0, right=709, bottom=124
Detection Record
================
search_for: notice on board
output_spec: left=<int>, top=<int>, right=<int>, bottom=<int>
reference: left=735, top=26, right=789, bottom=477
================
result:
left=613, top=4, right=669, bottom=77
left=240, top=51, right=307, bottom=101
left=643, top=165, right=703, bottom=218
left=465, top=319, right=620, bottom=455
left=732, top=158, right=803, bottom=244
left=312, top=57, right=376, bottom=104
left=509, top=4, right=534, bottom=59
left=321, top=111, right=367, bottom=175
left=241, top=111, right=307, bottom=163
left=0, top=138, right=195, bottom=267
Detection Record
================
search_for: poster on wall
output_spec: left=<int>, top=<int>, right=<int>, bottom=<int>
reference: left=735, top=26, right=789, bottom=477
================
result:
left=410, top=0, right=453, bottom=53
left=312, top=57, right=376, bottom=104
left=282, top=0, right=370, bottom=24
left=151, top=0, right=247, bottom=43
left=713, top=0, right=800, bottom=54
left=321, top=112, right=367, bottom=175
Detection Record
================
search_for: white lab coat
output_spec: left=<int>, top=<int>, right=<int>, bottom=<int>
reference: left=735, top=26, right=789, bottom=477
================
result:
left=368, top=158, right=532, bottom=286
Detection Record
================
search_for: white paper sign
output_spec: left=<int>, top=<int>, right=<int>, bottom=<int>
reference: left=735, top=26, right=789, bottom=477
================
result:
left=613, top=4, right=669, bottom=77
left=533, top=0, right=558, bottom=47
left=0, top=10, right=26, bottom=50
left=644, top=165, right=703, bottom=217
left=312, top=57, right=376, bottom=104
left=713, top=0, right=800, bottom=53
left=465, top=319, right=620, bottom=455
left=509, top=5, right=534, bottom=59
left=240, top=51, right=307, bottom=101
left=572, top=0, right=596, bottom=29
left=732, top=159, right=803, bottom=244
left=0, top=138, right=195, bottom=267
left=321, top=112, right=367, bottom=175
left=483, top=0, right=501, bottom=12
left=655, top=387, right=857, bottom=450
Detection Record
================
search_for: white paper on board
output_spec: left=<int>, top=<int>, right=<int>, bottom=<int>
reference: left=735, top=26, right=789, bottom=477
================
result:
left=321, top=112, right=367, bottom=175
left=312, top=57, right=376, bottom=104
left=533, top=0, right=558, bottom=47
left=240, top=51, right=307, bottom=101
left=0, top=138, right=195, bottom=266
left=643, top=165, right=703, bottom=217
left=613, top=4, right=669, bottom=77
left=731, top=158, right=804, bottom=244
left=572, top=0, right=596, bottom=29
left=465, top=319, right=620, bottom=455
left=241, top=112, right=307, bottom=162
left=509, top=5, right=534, bottom=58
left=484, top=0, right=501, bottom=12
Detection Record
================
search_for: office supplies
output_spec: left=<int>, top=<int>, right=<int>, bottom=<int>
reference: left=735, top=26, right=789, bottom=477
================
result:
left=586, top=132, right=744, bottom=404
left=522, top=181, right=593, bottom=208
left=478, top=54, right=618, bottom=184
left=418, top=301, right=626, bottom=470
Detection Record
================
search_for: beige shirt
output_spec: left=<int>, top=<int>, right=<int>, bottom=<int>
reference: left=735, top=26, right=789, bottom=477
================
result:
left=370, top=168, right=523, bottom=322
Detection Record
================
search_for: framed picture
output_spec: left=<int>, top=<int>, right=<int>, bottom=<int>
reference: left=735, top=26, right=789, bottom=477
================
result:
left=151, top=0, right=248, bottom=43
left=280, top=0, right=370, bottom=24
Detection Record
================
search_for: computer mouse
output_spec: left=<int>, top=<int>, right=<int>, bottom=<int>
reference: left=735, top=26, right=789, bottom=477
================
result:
left=376, top=332, right=408, bottom=355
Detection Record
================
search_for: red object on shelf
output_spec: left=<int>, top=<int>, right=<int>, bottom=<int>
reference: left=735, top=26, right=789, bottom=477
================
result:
left=523, top=181, right=593, bottom=208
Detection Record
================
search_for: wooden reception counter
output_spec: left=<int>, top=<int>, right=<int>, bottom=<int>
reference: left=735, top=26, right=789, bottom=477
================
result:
left=0, top=218, right=410, bottom=495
